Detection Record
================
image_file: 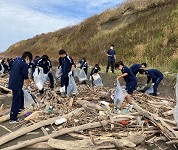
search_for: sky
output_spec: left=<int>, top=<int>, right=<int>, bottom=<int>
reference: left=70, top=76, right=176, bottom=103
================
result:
left=0, top=0, right=125, bottom=52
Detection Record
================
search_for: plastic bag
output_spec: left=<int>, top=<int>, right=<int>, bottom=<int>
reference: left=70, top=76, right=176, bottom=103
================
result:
left=73, top=68, right=79, bottom=77
left=77, top=68, right=87, bottom=82
left=33, top=68, right=45, bottom=90
left=174, top=74, right=178, bottom=127
left=23, top=89, right=35, bottom=107
left=0, top=64, right=4, bottom=74
left=145, top=85, right=154, bottom=94
left=114, top=80, right=127, bottom=109
left=67, top=75, right=78, bottom=96
left=92, top=73, right=103, bottom=86
left=56, top=67, right=62, bottom=79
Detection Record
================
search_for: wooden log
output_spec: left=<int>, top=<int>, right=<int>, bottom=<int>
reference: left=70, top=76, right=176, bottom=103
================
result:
left=1, top=120, right=109, bottom=150
left=0, top=108, right=31, bottom=123
left=24, top=111, right=44, bottom=121
left=162, top=110, right=173, bottom=116
left=0, top=108, right=84, bottom=146
left=132, top=101, right=178, bottom=140
left=26, top=142, right=52, bottom=149
left=0, top=85, right=11, bottom=93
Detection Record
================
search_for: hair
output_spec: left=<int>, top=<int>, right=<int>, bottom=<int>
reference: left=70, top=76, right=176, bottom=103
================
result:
left=22, top=51, right=33, bottom=60
left=110, top=45, right=114, bottom=47
left=95, top=64, right=100, bottom=71
left=141, top=63, right=147, bottom=67
left=115, top=61, right=124, bottom=68
left=41, top=55, right=48, bottom=61
left=59, top=49, right=66, bottom=55
left=35, top=56, right=40, bottom=59
left=138, top=69, right=146, bottom=74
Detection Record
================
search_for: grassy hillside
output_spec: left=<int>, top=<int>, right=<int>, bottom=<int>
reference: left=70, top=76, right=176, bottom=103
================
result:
left=4, top=0, right=178, bottom=71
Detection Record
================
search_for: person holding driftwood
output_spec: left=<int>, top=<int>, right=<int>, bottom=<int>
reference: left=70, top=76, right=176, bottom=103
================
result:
left=115, top=61, right=137, bottom=105
left=8, top=52, right=32, bottom=123
left=139, top=69, right=163, bottom=96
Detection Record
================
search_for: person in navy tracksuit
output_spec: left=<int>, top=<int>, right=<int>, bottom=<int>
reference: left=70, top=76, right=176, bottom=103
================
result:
left=8, top=52, right=32, bottom=123
left=139, top=69, right=163, bottom=96
left=90, top=64, right=100, bottom=86
left=58, top=49, right=75, bottom=92
left=106, top=45, right=116, bottom=73
left=37, top=55, right=54, bottom=94
left=130, top=63, right=147, bottom=76
left=31, top=56, right=40, bottom=78
left=115, top=61, right=137, bottom=104
left=79, top=57, right=88, bottom=76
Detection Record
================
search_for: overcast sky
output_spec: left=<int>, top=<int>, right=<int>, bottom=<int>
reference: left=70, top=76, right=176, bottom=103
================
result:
left=0, top=0, right=125, bottom=52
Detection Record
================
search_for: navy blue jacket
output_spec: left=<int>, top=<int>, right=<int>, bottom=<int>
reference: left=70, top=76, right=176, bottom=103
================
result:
left=8, top=58, right=28, bottom=90
left=37, top=58, right=52, bottom=74
left=130, top=64, right=142, bottom=76
left=59, top=55, right=74, bottom=77
left=90, top=67, right=99, bottom=76
left=121, top=66, right=137, bottom=85
left=145, top=69, right=163, bottom=84
left=80, top=61, right=88, bottom=69
left=107, top=49, right=115, bottom=60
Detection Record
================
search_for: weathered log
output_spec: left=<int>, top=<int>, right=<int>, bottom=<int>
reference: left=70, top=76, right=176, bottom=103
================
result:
left=162, top=110, right=173, bottom=116
left=1, top=120, right=109, bottom=150
left=132, top=101, right=178, bottom=140
left=26, top=142, right=52, bottom=149
left=0, top=108, right=84, bottom=146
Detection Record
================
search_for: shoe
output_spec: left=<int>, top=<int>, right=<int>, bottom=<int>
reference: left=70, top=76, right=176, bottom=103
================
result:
left=9, top=119, right=22, bottom=124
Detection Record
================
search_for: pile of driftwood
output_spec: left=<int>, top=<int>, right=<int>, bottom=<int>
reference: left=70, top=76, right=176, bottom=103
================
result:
left=0, top=77, right=178, bottom=150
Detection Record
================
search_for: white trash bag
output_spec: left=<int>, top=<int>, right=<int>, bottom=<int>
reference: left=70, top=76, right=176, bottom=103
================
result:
left=145, top=85, right=154, bottom=94
left=77, top=68, right=87, bottom=82
left=0, top=64, right=4, bottom=74
left=73, top=68, right=79, bottom=77
left=33, top=68, right=45, bottom=90
left=23, top=89, right=35, bottom=107
left=92, top=73, right=103, bottom=87
left=114, top=80, right=127, bottom=109
left=56, top=67, right=62, bottom=79
left=174, top=74, right=178, bottom=127
left=67, top=75, right=78, bottom=96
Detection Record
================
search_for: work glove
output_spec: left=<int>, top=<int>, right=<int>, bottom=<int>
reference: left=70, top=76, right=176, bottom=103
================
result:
left=151, top=83, right=155, bottom=86
left=68, top=71, right=72, bottom=76
left=89, top=76, right=92, bottom=81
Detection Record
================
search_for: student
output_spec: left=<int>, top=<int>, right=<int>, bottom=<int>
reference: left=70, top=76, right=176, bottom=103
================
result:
left=31, top=56, right=40, bottom=78
left=1, top=58, right=9, bottom=73
left=130, top=63, right=147, bottom=76
left=58, top=49, right=75, bottom=92
left=115, top=61, right=137, bottom=104
left=139, top=69, right=163, bottom=96
left=79, top=57, right=88, bottom=76
left=37, top=55, right=54, bottom=94
left=106, top=45, right=116, bottom=74
left=8, top=52, right=32, bottom=123
left=90, top=64, right=101, bottom=86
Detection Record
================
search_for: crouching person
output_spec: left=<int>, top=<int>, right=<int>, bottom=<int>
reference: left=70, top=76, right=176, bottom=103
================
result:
left=90, top=64, right=101, bottom=86
left=139, top=69, right=163, bottom=96
left=115, top=61, right=137, bottom=105
left=8, top=52, right=32, bottom=123
left=37, top=55, right=54, bottom=94
left=58, top=49, right=75, bottom=93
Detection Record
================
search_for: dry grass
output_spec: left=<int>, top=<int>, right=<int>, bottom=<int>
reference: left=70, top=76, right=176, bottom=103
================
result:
left=3, top=0, right=178, bottom=71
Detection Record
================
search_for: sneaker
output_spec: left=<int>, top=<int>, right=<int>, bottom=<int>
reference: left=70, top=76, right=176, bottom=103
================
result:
left=9, top=119, right=22, bottom=124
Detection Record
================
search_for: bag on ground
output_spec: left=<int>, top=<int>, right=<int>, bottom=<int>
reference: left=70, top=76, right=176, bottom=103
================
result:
left=174, top=74, right=178, bottom=127
left=67, top=75, right=78, bottom=96
left=23, top=89, right=35, bottom=107
left=33, top=68, right=45, bottom=90
left=77, top=68, right=87, bottom=82
left=56, top=67, right=62, bottom=79
left=114, top=80, right=127, bottom=109
left=92, top=73, right=103, bottom=86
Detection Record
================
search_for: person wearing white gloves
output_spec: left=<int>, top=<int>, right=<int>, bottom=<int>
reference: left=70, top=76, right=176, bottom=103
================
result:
left=58, top=49, right=75, bottom=93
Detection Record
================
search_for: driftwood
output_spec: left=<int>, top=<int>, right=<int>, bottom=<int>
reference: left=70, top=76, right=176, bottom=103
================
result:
left=132, top=101, right=178, bottom=140
left=1, top=120, right=109, bottom=150
left=0, top=108, right=84, bottom=146
left=26, top=142, right=52, bottom=149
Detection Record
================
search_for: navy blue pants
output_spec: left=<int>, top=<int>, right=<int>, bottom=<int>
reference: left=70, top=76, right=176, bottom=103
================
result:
left=48, top=72, right=54, bottom=89
left=106, top=59, right=115, bottom=73
left=10, top=90, right=24, bottom=121
left=153, top=77, right=163, bottom=96
left=126, top=81, right=137, bottom=95
left=61, top=75, right=69, bottom=92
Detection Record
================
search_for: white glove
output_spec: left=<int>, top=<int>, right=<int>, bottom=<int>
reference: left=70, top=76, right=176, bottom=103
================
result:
left=68, top=71, right=72, bottom=76
left=89, top=76, right=92, bottom=81
left=151, top=83, right=155, bottom=86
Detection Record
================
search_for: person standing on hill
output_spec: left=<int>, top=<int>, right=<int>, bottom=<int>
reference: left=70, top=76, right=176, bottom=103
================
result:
left=130, top=63, right=147, bottom=76
left=106, top=45, right=116, bottom=74
left=139, top=69, right=163, bottom=96
left=8, top=52, right=32, bottom=123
